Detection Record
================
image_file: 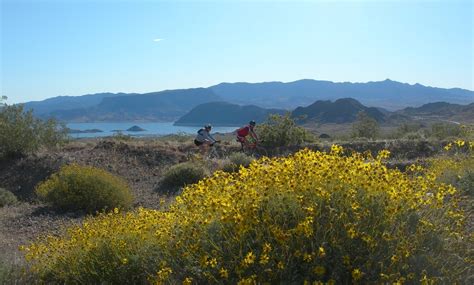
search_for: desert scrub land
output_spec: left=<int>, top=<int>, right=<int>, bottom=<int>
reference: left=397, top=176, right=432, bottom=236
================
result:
left=0, top=136, right=472, bottom=284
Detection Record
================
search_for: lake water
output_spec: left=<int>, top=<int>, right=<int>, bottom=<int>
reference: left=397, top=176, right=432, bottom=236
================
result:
left=67, top=122, right=239, bottom=138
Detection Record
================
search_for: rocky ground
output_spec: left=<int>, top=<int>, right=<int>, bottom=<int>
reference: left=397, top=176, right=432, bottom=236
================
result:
left=0, top=138, right=448, bottom=271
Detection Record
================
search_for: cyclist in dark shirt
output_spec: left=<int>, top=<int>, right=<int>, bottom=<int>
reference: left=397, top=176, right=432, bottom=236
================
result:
left=194, top=124, right=217, bottom=155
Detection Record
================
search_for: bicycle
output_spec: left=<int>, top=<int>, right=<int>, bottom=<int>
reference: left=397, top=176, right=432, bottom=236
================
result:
left=241, top=140, right=268, bottom=158
left=206, top=141, right=227, bottom=159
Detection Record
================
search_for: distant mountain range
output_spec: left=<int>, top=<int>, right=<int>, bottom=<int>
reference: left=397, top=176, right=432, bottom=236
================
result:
left=174, top=98, right=474, bottom=126
left=22, top=79, right=473, bottom=122
left=38, top=88, right=220, bottom=122
left=210, top=79, right=473, bottom=110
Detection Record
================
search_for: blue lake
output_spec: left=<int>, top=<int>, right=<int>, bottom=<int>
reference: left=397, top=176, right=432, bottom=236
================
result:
left=67, top=122, right=239, bottom=138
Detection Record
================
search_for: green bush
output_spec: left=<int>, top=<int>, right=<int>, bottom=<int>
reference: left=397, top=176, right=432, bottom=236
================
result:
left=221, top=153, right=254, bottom=173
left=0, top=104, right=68, bottom=158
left=258, top=113, right=314, bottom=148
left=0, top=188, right=18, bottom=207
left=158, top=162, right=208, bottom=193
left=36, top=164, right=133, bottom=213
left=229, top=152, right=253, bottom=168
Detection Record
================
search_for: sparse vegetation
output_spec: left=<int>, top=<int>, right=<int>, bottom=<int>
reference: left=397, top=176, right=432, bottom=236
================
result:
left=351, top=111, right=379, bottom=139
left=157, top=162, right=209, bottom=193
left=0, top=261, right=30, bottom=285
left=111, top=131, right=133, bottom=141
left=0, top=188, right=18, bottom=207
left=428, top=122, right=464, bottom=140
left=36, top=164, right=133, bottom=213
left=0, top=104, right=68, bottom=158
left=391, top=122, right=425, bottom=140
left=258, top=113, right=314, bottom=148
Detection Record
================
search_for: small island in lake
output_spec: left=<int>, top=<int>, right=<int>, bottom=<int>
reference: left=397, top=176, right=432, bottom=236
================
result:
left=67, top=128, right=104, bottom=134
left=126, top=125, right=146, bottom=132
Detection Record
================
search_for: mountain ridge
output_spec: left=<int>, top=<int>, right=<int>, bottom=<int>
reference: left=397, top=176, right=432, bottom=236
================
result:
left=292, top=98, right=386, bottom=124
left=20, top=79, right=473, bottom=122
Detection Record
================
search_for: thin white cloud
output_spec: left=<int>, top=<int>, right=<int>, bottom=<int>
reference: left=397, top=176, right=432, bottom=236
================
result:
left=153, top=38, right=163, bottom=42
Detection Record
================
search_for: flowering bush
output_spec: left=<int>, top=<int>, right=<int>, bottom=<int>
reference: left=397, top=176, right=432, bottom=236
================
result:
left=36, top=164, right=133, bottom=213
left=24, top=147, right=468, bottom=284
left=429, top=140, right=474, bottom=196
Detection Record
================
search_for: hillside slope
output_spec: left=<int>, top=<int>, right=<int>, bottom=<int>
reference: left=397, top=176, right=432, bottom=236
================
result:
left=47, top=88, right=222, bottom=122
left=292, top=98, right=386, bottom=123
left=174, top=102, right=285, bottom=126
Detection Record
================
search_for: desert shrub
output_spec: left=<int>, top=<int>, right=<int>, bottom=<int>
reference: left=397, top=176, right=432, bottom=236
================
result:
left=0, top=188, right=18, bottom=207
left=258, top=113, right=314, bottom=148
left=35, top=164, right=133, bottom=213
left=0, top=104, right=68, bottom=158
left=352, top=111, right=379, bottom=139
left=220, top=159, right=238, bottom=173
left=158, top=162, right=208, bottom=193
left=221, top=152, right=254, bottom=172
left=231, top=152, right=253, bottom=167
left=221, top=152, right=254, bottom=173
left=24, top=146, right=469, bottom=284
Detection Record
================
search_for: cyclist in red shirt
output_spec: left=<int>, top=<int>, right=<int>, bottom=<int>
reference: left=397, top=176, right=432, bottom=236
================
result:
left=236, top=120, right=258, bottom=150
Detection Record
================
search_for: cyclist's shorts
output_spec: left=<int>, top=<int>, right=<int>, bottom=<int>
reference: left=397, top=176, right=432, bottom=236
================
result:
left=194, top=139, right=203, bottom=146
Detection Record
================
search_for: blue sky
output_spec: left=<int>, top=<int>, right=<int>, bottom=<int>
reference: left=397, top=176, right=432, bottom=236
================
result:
left=1, top=0, right=473, bottom=103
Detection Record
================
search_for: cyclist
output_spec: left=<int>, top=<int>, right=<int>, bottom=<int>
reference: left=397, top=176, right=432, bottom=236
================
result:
left=194, top=124, right=218, bottom=155
left=236, top=120, right=259, bottom=150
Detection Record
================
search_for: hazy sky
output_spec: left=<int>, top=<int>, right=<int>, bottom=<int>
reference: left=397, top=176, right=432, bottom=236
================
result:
left=1, top=0, right=473, bottom=103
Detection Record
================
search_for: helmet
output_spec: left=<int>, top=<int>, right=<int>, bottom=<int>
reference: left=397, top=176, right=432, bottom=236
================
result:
left=249, top=120, right=256, bottom=126
left=204, top=124, right=212, bottom=130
